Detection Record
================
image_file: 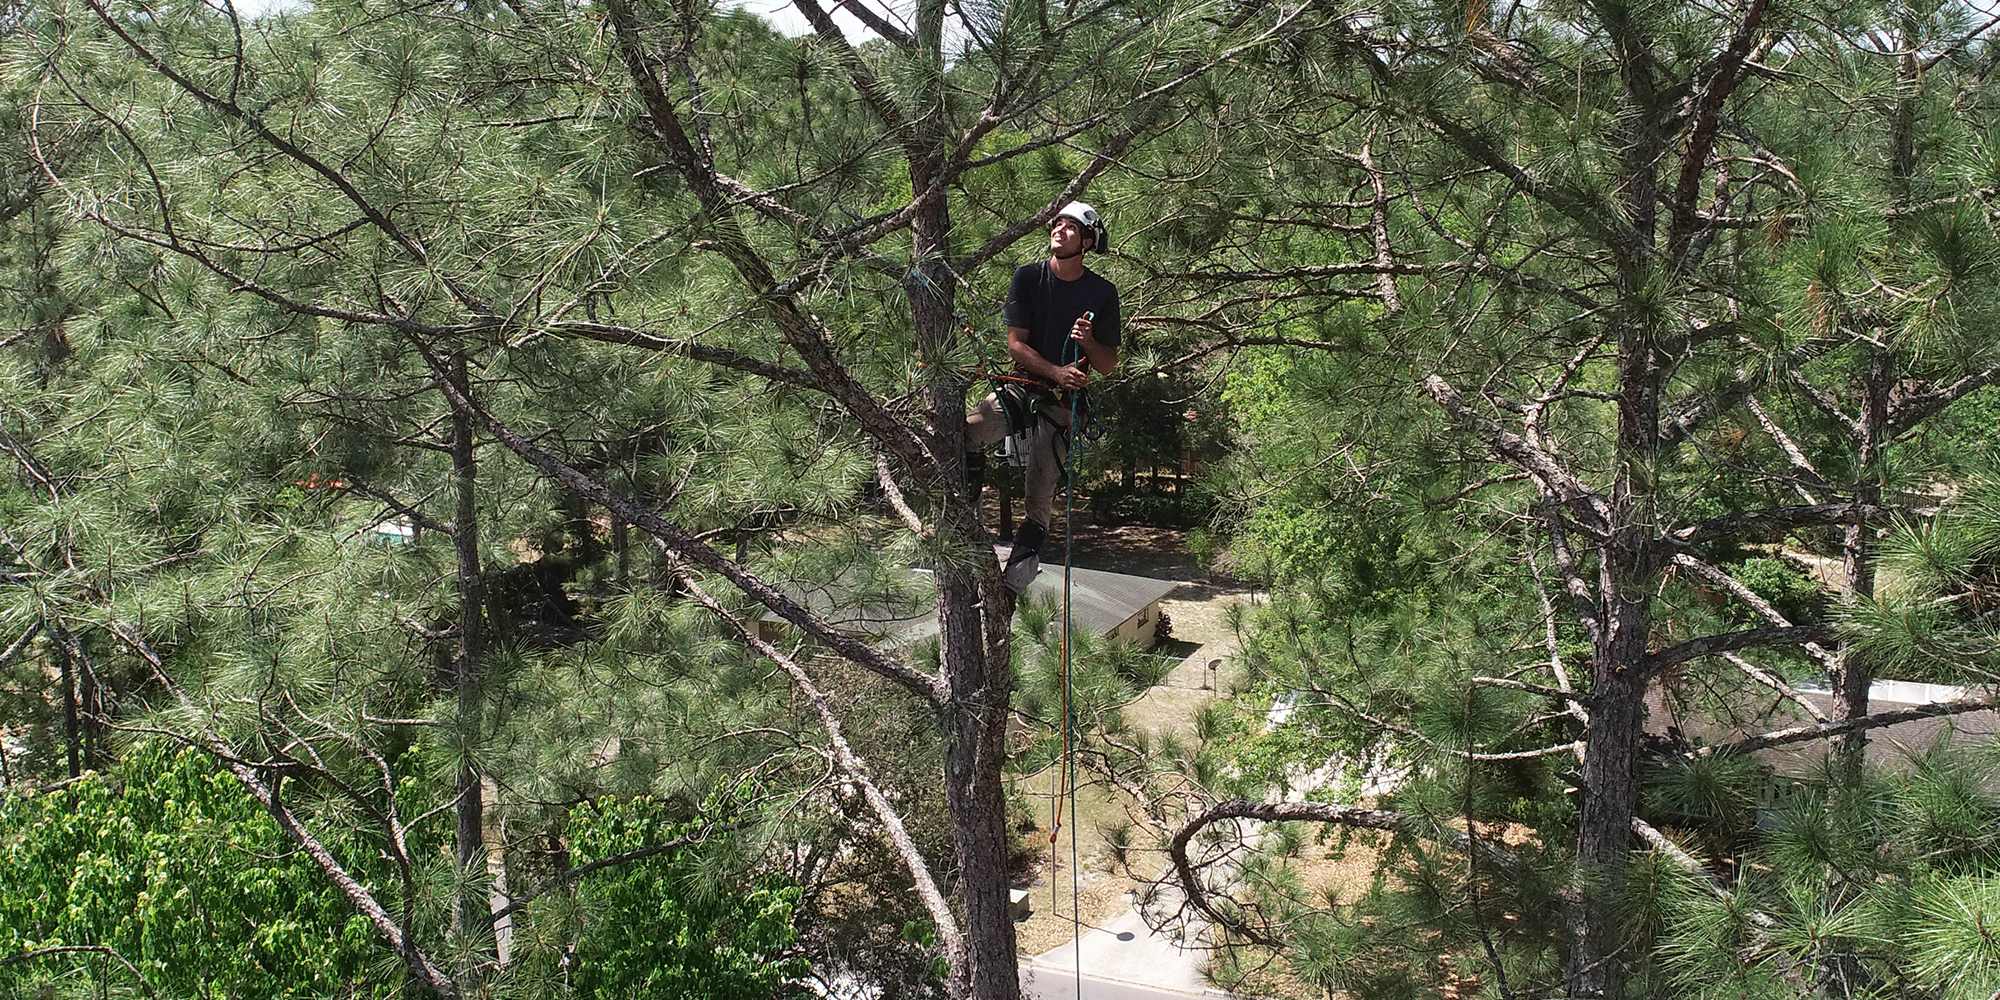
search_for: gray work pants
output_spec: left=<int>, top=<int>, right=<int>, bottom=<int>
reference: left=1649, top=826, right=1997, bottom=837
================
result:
left=965, top=391, right=1073, bottom=528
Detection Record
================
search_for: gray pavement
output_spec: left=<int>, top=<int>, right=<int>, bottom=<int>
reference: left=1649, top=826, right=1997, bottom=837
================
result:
left=1022, top=901, right=1222, bottom=999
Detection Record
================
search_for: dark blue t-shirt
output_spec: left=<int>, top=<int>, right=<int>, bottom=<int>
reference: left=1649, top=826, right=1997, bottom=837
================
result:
left=1003, top=262, right=1121, bottom=371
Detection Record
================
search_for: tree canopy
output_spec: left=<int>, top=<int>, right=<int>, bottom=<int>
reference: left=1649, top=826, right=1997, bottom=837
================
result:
left=3, top=0, right=2000, bottom=997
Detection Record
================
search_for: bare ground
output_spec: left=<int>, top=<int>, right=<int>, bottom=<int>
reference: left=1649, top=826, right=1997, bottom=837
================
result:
left=1002, top=521, right=1281, bottom=968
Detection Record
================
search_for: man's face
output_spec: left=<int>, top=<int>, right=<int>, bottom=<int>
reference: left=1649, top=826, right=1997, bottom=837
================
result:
left=1049, top=216, right=1091, bottom=256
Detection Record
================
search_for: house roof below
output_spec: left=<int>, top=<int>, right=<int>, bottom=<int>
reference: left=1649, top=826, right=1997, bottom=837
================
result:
left=1648, top=680, right=2000, bottom=785
left=758, top=552, right=1180, bottom=648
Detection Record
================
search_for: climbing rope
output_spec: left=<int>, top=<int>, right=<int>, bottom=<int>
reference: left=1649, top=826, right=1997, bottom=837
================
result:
left=1062, top=374, right=1084, bottom=1000
left=1036, top=330, right=1087, bottom=998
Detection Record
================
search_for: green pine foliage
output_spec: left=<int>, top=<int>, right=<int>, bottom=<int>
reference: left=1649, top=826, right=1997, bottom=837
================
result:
left=8, top=0, right=2000, bottom=992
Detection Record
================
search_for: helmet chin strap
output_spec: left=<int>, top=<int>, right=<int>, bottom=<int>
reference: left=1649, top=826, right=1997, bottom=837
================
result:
left=1052, top=248, right=1085, bottom=261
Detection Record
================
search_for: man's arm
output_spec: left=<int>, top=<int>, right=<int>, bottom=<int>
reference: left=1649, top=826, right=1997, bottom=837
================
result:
left=1072, top=289, right=1119, bottom=374
left=1010, top=327, right=1090, bottom=390
left=1071, top=313, right=1118, bottom=374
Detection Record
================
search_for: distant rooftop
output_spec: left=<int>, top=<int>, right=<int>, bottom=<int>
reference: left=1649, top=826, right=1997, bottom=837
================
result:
left=761, top=553, right=1179, bottom=648
left=1648, top=680, right=2000, bottom=785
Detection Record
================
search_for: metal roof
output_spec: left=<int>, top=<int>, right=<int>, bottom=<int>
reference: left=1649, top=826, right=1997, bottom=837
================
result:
left=1646, top=681, right=2000, bottom=788
left=760, top=552, right=1179, bottom=648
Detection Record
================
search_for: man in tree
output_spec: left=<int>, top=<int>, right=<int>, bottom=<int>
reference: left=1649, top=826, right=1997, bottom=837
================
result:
left=965, top=201, right=1121, bottom=593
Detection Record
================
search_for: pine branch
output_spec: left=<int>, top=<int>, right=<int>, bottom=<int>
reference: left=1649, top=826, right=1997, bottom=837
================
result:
left=413, top=343, right=947, bottom=704
left=1168, top=799, right=1535, bottom=947
left=341, top=480, right=455, bottom=537
left=1411, top=104, right=1623, bottom=246
left=1889, top=358, right=2000, bottom=433
left=604, top=0, right=931, bottom=470
left=0, top=621, right=37, bottom=668
left=1657, top=336, right=1838, bottom=449
left=1665, top=503, right=1906, bottom=547
left=1645, top=624, right=1836, bottom=676
left=1742, top=396, right=1831, bottom=501
left=0, top=427, right=60, bottom=500
left=1149, top=261, right=1432, bottom=283
left=873, top=451, right=930, bottom=538
left=1360, top=133, right=1408, bottom=310
left=1694, top=696, right=2000, bottom=757
left=78, top=0, right=492, bottom=317
left=1719, top=651, right=1828, bottom=723
left=540, top=320, right=820, bottom=391
left=0, top=176, right=46, bottom=226
left=959, top=1, right=1319, bottom=270
left=1672, top=554, right=1836, bottom=668
left=789, top=0, right=917, bottom=142
left=1297, top=689, right=1586, bottom=762
left=1424, top=375, right=1610, bottom=530
left=107, top=625, right=460, bottom=998
left=832, top=0, right=913, bottom=46
left=2, top=945, right=160, bottom=997
left=668, top=566, right=966, bottom=968
left=1667, top=0, right=1772, bottom=264
left=1786, top=366, right=1862, bottom=436
left=1527, top=550, right=1593, bottom=725
left=486, top=818, right=748, bottom=924
left=1471, top=675, right=1581, bottom=702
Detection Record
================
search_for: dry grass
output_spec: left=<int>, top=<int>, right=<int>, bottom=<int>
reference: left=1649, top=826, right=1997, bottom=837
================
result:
left=1005, top=761, right=1161, bottom=941
left=1009, top=592, right=1260, bottom=956
left=1011, top=826, right=1143, bottom=955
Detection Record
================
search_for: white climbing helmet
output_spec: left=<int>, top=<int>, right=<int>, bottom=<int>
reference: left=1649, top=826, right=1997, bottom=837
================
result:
left=1055, top=201, right=1109, bottom=252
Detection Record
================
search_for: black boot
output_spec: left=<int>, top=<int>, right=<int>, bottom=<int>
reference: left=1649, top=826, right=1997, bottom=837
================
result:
left=1003, top=519, right=1046, bottom=594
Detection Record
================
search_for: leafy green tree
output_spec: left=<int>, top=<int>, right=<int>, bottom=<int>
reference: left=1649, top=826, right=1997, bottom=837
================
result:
left=507, top=794, right=808, bottom=999
left=0, top=746, right=399, bottom=998
left=0, top=748, right=806, bottom=998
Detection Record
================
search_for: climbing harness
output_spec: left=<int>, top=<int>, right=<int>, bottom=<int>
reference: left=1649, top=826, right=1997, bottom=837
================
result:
left=991, top=379, right=1046, bottom=465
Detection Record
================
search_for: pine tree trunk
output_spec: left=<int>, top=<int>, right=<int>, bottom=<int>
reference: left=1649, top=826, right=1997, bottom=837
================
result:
left=1833, top=347, right=1890, bottom=785
left=909, top=68, right=1022, bottom=992
left=55, top=631, right=80, bottom=780
left=1568, top=594, right=1649, bottom=999
left=1562, top=24, right=1668, bottom=989
left=920, top=301, right=1023, bottom=1000
left=940, top=665, right=1019, bottom=1000
left=1832, top=30, right=1914, bottom=789
left=447, top=355, right=489, bottom=952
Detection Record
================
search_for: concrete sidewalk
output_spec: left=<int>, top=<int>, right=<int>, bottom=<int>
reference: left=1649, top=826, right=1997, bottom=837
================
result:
left=1022, top=898, right=1223, bottom=998
left=1020, top=638, right=1243, bottom=1000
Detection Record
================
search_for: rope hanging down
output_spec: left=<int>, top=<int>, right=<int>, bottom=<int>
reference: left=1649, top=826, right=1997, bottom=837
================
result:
left=1037, top=326, right=1089, bottom=998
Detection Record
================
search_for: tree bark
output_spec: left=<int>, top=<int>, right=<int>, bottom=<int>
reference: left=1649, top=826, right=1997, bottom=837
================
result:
left=1831, top=24, right=1915, bottom=789
left=1568, top=600, right=1648, bottom=999
left=55, top=630, right=80, bottom=779
left=908, top=21, right=1022, bottom=992
left=446, top=354, right=490, bottom=951
left=1563, top=11, right=1666, bottom=991
left=1831, top=348, right=1889, bottom=785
